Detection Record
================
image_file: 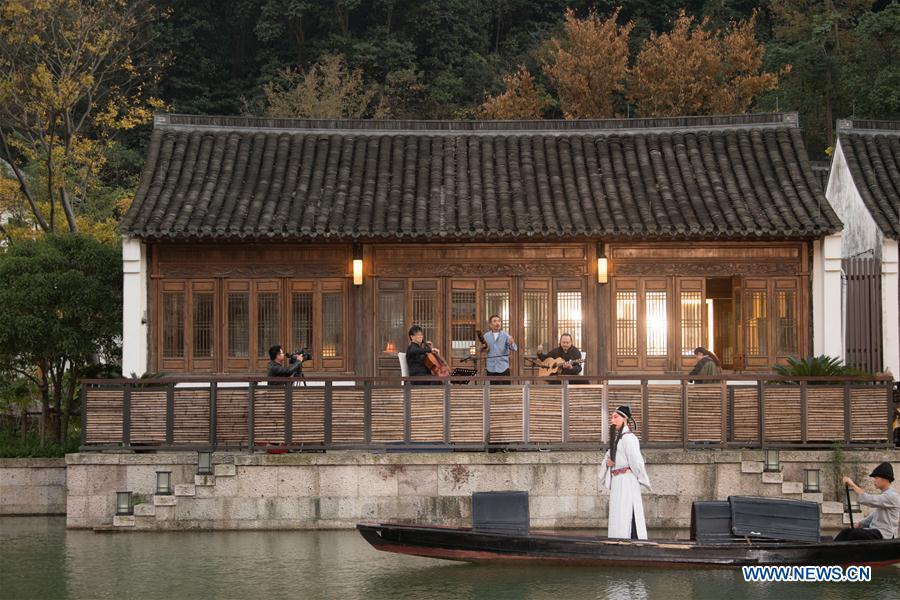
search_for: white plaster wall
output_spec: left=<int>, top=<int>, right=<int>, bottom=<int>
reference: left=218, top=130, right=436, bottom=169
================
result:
left=883, top=239, right=899, bottom=379
left=826, top=141, right=884, bottom=259
left=122, top=237, right=148, bottom=377
left=812, top=235, right=845, bottom=360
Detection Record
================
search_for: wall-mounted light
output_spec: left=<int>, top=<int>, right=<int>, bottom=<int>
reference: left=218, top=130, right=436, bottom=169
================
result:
left=116, top=491, right=134, bottom=516
left=197, top=450, right=212, bottom=475
left=803, top=468, right=820, bottom=493
left=352, top=243, right=363, bottom=286
left=156, top=471, right=172, bottom=495
left=764, top=449, right=780, bottom=472
left=596, top=242, right=608, bottom=284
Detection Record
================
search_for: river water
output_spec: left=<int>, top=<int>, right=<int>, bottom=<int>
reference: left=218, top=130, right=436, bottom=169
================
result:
left=1, top=517, right=898, bottom=600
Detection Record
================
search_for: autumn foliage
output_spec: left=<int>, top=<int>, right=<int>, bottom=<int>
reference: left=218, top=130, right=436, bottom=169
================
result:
left=479, top=66, right=549, bottom=120
left=542, top=8, right=633, bottom=119
left=627, top=11, right=781, bottom=117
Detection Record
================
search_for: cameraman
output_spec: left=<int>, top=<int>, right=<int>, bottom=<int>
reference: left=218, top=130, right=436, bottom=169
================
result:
left=267, top=345, right=303, bottom=381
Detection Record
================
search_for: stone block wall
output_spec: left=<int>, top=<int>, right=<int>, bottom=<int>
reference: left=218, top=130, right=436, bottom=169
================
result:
left=0, top=458, right=67, bottom=515
left=64, top=449, right=900, bottom=531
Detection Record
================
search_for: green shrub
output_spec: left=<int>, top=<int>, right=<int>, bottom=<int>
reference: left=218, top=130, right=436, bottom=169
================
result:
left=773, top=355, right=866, bottom=382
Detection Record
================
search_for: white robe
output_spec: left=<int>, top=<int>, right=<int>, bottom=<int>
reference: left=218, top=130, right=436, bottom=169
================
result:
left=599, top=426, right=652, bottom=539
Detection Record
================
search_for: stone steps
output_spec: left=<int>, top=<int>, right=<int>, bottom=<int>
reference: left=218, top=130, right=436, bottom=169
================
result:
left=113, top=456, right=238, bottom=527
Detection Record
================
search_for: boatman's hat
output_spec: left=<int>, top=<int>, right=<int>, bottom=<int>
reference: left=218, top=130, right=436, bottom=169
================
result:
left=869, top=462, right=894, bottom=482
left=614, top=405, right=632, bottom=420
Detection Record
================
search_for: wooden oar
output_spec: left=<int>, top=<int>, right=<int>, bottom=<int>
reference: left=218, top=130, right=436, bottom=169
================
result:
left=845, top=484, right=854, bottom=528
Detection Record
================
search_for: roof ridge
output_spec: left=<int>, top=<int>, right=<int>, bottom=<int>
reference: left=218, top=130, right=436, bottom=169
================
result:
left=837, top=118, right=900, bottom=134
left=154, top=112, right=799, bottom=136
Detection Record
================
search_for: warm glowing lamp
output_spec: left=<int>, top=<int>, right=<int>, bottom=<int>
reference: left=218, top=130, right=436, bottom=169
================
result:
left=352, top=243, right=363, bottom=286
left=596, top=242, right=608, bottom=284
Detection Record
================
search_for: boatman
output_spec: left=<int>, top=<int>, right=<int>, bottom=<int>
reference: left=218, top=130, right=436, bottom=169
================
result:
left=600, top=405, right=652, bottom=540
left=834, top=462, right=899, bottom=541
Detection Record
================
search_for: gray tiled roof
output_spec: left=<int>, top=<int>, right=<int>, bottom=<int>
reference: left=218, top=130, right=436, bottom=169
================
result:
left=836, top=119, right=900, bottom=240
left=121, top=112, right=841, bottom=240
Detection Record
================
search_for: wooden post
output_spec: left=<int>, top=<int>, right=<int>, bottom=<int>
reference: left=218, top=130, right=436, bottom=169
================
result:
left=209, top=382, right=217, bottom=449
left=843, top=382, right=851, bottom=444
left=523, top=382, right=530, bottom=445
left=165, top=384, right=174, bottom=446
left=800, top=381, right=808, bottom=445
left=641, top=379, right=649, bottom=442
left=323, top=381, right=333, bottom=446
left=482, top=382, right=490, bottom=447
left=80, top=383, right=87, bottom=447
left=363, top=381, right=372, bottom=444
left=561, top=380, right=570, bottom=445
left=247, top=382, right=255, bottom=451
left=758, top=380, right=765, bottom=449
left=403, top=381, right=411, bottom=445
left=680, top=380, right=688, bottom=449
left=284, top=384, right=293, bottom=445
left=443, top=381, right=451, bottom=445
left=122, top=384, right=132, bottom=448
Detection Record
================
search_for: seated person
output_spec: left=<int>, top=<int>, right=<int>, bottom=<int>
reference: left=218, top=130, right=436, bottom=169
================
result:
left=537, top=333, right=582, bottom=377
left=688, top=347, right=721, bottom=381
left=266, top=345, right=303, bottom=381
left=405, top=325, right=441, bottom=384
left=835, top=462, right=898, bottom=541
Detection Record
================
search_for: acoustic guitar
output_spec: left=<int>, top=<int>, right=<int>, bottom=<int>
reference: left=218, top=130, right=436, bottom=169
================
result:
left=538, top=357, right=585, bottom=377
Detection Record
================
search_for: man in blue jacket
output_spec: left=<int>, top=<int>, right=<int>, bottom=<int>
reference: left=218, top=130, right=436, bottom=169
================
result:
left=483, top=314, right=517, bottom=384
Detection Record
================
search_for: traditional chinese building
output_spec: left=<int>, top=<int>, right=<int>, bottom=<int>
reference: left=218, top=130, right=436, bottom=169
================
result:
left=120, top=112, right=843, bottom=377
left=824, top=119, right=899, bottom=377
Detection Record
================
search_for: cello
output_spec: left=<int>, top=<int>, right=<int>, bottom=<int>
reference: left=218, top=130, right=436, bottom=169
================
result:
left=423, top=342, right=451, bottom=377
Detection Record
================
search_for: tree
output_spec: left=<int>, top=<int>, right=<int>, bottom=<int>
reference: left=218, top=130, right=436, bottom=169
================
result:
left=627, top=10, right=780, bottom=117
left=0, top=0, right=164, bottom=236
left=0, top=234, right=121, bottom=444
left=479, top=65, right=549, bottom=119
left=542, top=8, right=633, bottom=118
left=261, top=54, right=382, bottom=118
left=767, top=0, right=881, bottom=156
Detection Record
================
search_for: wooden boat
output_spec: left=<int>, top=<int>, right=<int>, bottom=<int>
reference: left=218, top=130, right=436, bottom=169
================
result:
left=356, top=522, right=900, bottom=568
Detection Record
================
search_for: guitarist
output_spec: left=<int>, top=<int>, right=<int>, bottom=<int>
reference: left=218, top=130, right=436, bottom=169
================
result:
left=483, top=314, right=517, bottom=385
left=537, top=333, right=582, bottom=381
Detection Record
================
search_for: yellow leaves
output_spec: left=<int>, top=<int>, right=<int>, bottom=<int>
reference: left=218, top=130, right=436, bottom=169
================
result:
left=479, top=66, right=549, bottom=120
left=262, top=55, right=379, bottom=119
left=543, top=8, right=633, bottom=118
left=74, top=216, right=120, bottom=246
left=627, top=10, right=781, bottom=117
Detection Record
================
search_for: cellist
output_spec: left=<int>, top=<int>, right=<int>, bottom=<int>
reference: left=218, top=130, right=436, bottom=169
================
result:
left=405, top=325, right=441, bottom=385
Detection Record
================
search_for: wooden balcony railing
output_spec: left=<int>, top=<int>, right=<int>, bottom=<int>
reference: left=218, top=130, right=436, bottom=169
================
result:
left=80, top=375, right=896, bottom=451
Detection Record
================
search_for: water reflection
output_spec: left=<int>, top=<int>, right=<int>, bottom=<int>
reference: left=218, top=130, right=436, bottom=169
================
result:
left=1, top=518, right=898, bottom=600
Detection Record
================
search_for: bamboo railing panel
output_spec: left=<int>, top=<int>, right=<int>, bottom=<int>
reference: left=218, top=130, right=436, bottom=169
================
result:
left=488, top=386, right=524, bottom=443
left=253, top=388, right=285, bottom=445
left=528, top=386, right=562, bottom=443
left=130, top=390, right=167, bottom=444
left=647, top=385, right=681, bottom=443
left=449, top=386, right=484, bottom=443
left=567, top=385, right=603, bottom=442
left=84, top=389, right=123, bottom=444
left=763, top=386, right=802, bottom=442
left=332, top=388, right=365, bottom=443
left=216, top=389, right=249, bottom=446
left=292, top=387, right=325, bottom=444
left=851, top=387, right=889, bottom=442
left=807, top=387, right=844, bottom=442
left=410, top=388, right=445, bottom=441
left=687, top=384, right=724, bottom=443
left=371, top=387, right=403, bottom=443
left=173, top=389, right=210, bottom=444
left=732, top=387, right=759, bottom=442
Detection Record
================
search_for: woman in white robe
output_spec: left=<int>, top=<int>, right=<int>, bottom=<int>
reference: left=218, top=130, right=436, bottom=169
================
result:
left=599, top=405, right=652, bottom=539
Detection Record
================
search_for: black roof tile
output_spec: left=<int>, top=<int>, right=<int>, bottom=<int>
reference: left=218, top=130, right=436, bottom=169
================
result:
left=121, top=112, right=842, bottom=241
left=837, top=120, right=900, bottom=240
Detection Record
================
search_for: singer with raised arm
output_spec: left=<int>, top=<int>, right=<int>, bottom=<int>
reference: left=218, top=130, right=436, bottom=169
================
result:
left=480, top=314, right=517, bottom=385
left=599, top=405, right=652, bottom=540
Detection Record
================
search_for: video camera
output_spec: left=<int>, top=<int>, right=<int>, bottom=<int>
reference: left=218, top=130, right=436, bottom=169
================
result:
left=291, top=348, right=312, bottom=363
